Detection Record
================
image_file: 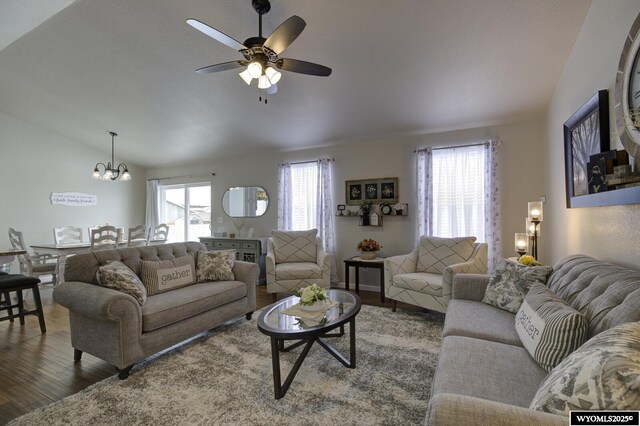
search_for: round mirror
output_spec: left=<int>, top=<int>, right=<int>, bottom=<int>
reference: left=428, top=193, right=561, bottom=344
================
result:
left=222, top=186, right=269, bottom=217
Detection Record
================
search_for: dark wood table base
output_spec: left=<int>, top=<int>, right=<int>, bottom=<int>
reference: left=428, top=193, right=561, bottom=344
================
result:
left=344, top=258, right=385, bottom=302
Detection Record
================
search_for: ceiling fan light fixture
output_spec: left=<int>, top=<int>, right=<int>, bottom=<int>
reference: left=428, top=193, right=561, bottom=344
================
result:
left=258, top=74, right=272, bottom=89
left=247, top=61, right=263, bottom=78
left=239, top=69, right=253, bottom=85
left=265, top=67, right=281, bottom=84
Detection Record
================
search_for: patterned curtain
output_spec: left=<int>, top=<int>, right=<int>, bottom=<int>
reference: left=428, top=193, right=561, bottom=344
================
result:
left=277, top=162, right=292, bottom=230
left=316, top=158, right=338, bottom=284
left=145, top=179, right=160, bottom=232
left=484, top=139, right=502, bottom=271
left=415, top=147, right=433, bottom=243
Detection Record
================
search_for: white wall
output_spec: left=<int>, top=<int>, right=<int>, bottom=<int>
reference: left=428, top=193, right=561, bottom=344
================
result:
left=148, top=119, right=545, bottom=287
left=543, top=0, right=640, bottom=269
left=0, top=111, right=146, bottom=272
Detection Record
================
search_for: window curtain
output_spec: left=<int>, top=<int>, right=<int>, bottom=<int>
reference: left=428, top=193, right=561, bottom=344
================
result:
left=277, top=163, right=292, bottom=230
left=416, top=140, right=502, bottom=271
left=145, top=179, right=160, bottom=232
left=316, top=158, right=338, bottom=284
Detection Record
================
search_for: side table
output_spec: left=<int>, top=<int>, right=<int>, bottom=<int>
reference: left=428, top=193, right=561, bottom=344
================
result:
left=344, top=256, right=386, bottom=302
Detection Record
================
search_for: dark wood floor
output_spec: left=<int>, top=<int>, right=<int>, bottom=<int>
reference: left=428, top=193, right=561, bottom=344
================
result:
left=0, top=282, right=417, bottom=424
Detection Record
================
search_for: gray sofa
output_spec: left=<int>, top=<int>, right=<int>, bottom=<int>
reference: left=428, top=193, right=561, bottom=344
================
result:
left=427, top=254, right=640, bottom=425
left=53, top=242, right=258, bottom=378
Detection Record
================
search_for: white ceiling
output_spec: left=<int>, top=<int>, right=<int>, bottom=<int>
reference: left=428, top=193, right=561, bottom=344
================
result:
left=0, top=0, right=591, bottom=167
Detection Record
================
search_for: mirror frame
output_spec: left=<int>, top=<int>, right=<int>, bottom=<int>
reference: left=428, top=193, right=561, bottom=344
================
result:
left=221, top=186, right=269, bottom=218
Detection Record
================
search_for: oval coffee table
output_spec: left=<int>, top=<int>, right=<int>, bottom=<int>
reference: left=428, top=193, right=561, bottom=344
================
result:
left=257, top=289, right=361, bottom=399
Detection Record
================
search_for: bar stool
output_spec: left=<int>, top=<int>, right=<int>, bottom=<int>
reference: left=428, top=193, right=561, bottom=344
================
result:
left=0, top=273, right=46, bottom=333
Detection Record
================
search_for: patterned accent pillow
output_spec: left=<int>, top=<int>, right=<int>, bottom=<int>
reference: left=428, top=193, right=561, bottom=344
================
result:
left=272, top=229, right=317, bottom=264
left=515, top=283, right=587, bottom=372
left=482, top=259, right=553, bottom=313
left=140, top=255, right=196, bottom=296
left=96, top=260, right=147, bottom=305
left=416, top=236, right=476, bottom=273
left=196, top=249, right=236, bottom=282
left=530, top=321, right=640, bottom=415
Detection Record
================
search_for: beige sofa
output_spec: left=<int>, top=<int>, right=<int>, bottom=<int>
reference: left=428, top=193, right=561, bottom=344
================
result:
left=427, top=254, right=640, bottom=425
left=53, top=242, right=258, bottom=379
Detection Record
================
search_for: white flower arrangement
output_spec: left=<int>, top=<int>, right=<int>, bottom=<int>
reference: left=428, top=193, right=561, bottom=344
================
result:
left=293, top=283, right=327, bottom=306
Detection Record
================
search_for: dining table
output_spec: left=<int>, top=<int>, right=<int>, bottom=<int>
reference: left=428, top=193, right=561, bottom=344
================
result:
left=30, top=240, right=166, bottom=284
left=0, top=249, right=27, bottom=273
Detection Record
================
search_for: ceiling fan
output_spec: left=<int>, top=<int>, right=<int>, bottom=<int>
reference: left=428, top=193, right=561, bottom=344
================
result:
left=187, top=0, right=332, bottom=101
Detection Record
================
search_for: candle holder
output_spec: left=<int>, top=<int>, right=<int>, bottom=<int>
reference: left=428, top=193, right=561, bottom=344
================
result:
left=514, top=233, right=529, bottom=257
left=527, top=202, right=543, bottom=260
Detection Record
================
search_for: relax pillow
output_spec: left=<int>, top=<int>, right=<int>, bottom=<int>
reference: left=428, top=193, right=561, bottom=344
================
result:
left=416, top=236, right=476, bottom=273
left=196, top=249, right=236, bottom=282
left=272, top=229, right=317, bottom=263
left=482, top=258, right=552, bottom=313
left=530, top=321, right=640, bottom=415
left=515, top=282, right=587, bottom=371
left=96, top=260, right=147, bottom=305
left=140, top=255, right=195, bottom=296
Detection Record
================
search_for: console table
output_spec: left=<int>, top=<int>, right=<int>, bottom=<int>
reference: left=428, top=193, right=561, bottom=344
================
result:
left=199, top=237, right=265, bottom=284
left=344, top=256, right=386, bottom=302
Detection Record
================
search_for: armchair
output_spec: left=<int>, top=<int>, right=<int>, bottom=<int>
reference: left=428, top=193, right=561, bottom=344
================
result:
left=266, top=229, right=331, bottom=301
left=384, top=236, right=487, bottom=313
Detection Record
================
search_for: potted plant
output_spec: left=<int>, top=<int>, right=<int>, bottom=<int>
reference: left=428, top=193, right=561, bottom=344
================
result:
left=357, top=238, right=381, bottom=260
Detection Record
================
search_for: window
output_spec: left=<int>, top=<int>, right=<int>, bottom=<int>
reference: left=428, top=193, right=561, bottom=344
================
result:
left=290, top=162, right=318, bottom=231
left=159, top=183, right=211, bottom=242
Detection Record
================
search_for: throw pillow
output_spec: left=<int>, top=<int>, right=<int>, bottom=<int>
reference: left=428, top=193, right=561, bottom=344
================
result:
left=140, top=255, right=196, bottom=296
left=530, top=321, right=640, bottom=415
left=515, top=283, right=587, bottom=372
left=482, top=259, right=552, bottom=313
left=272, top=229, right=317, bottom=263
left=416, top=236, right=476, bottom=273
left=196, top=249, right=236, bottom=282
left=96, top=260, right=147, bottom=305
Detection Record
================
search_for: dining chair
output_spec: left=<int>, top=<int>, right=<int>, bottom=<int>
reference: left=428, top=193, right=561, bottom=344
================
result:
left=153, top=223, right=169, bottom=243
left=8, top=228, right=58, bottom=284
left=127, top=225, right=150, bottom=247
left=54, top=226, right=84, bottom=244
left=90, top=226, right=121, bottom=251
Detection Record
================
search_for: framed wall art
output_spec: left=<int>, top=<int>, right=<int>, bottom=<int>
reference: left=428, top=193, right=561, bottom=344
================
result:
left=345, top=177, right=399, bottom=205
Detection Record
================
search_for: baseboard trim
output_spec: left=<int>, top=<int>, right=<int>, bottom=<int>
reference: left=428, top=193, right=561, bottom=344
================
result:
left=333, top=282, right=380, bottom=293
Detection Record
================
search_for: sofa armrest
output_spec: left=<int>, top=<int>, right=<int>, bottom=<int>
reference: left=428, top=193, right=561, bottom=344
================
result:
left=427, top=394, right=566, bottom=426
left=232, top=260, right=258, bottom=311
left=451, top=274, right=490, bottom=301
left=53, top=281, right=141, bottom=321
left=383, top=250, right=418, bottom=292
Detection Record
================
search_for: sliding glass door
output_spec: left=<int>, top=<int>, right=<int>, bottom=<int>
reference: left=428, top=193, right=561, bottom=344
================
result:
left=159, top=183, right=211, bottom=243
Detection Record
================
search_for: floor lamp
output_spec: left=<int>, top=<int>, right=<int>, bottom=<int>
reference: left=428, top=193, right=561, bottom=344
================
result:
left=527, top=201, right=543, bottom=260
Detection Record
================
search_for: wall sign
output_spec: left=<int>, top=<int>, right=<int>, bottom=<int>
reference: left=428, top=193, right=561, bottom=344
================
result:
left=50, top=192, right=97, bottom=206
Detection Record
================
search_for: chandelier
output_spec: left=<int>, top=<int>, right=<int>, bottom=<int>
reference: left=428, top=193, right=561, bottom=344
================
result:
left=92, top=131, right=131, bottom=181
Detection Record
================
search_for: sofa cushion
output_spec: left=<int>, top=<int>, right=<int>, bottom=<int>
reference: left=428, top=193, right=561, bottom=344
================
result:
left=417, top=236, right=476, bottom=274
left=141, top=281, right=247, bottom=332
left=196, top=249, right=235, bottom=282
left=275, top=262, right=321, bottom=280
left=482, top=259, right=552, bottom=313
left=393, top=273, right=443, bottom=296
left=530, top=321, right=640, bottom=416
left=272, top=229, right=317, bottom=263
left=140, top=255, right=196, bottom=296
left=433, top=336, right=548, bottom=408
left=515, top=283, right=587, bottom=372
left=443, top=299, right=522, bottom=346
left=96, top=260, right=147, bottom=305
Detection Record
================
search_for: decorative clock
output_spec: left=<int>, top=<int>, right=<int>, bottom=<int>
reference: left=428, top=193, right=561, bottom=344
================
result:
left=614, top=13, right=640, bottom=160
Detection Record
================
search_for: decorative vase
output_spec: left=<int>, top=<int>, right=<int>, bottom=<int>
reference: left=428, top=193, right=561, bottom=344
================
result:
left=361, top=251, right=376, bottom=260
left=360, top=214, right=370, bottom=226
left=299, top=300, right=328, bottom=312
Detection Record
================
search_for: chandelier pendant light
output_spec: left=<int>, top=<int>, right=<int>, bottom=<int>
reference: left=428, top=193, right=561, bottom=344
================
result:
left=92, top=131, right=131, bottom=181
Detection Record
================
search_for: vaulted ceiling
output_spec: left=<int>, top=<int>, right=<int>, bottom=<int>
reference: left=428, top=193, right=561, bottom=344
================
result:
left=0, top=0, right=591, bottom=167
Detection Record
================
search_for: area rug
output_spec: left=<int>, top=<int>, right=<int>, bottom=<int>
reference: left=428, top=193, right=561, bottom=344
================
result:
left=9, top=306, right=444, bottom=426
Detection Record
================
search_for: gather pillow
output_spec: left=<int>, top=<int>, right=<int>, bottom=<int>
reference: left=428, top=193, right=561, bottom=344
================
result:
left=482, top=258, right=553, bottom=313
left=196, top=249, right=236, bottom=282
left=96, top=260, right=147, bottom=305
left=416, top=236, right=476, bottom=273
left=530, top=321, right=640, bottom=415
left=140, top=255, right=195, bottom=296
left=515, top=283, right=587, bottom=371
left=272, top=229, right=317, bottom=263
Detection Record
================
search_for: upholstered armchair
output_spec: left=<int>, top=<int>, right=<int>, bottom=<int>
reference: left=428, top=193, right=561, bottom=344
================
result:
left=384, top=236, right=487, bottom=313
left=266, top=229, right=332, bottom=301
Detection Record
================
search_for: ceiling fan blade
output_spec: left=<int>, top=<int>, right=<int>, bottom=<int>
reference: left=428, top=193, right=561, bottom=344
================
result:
left=277, top=58, right=332, bottom=77
left=196, top=61, right=245, bottom=74
left=186, top=18, right=247, bottom=51
left=263, top=16, right=306, bottom=55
